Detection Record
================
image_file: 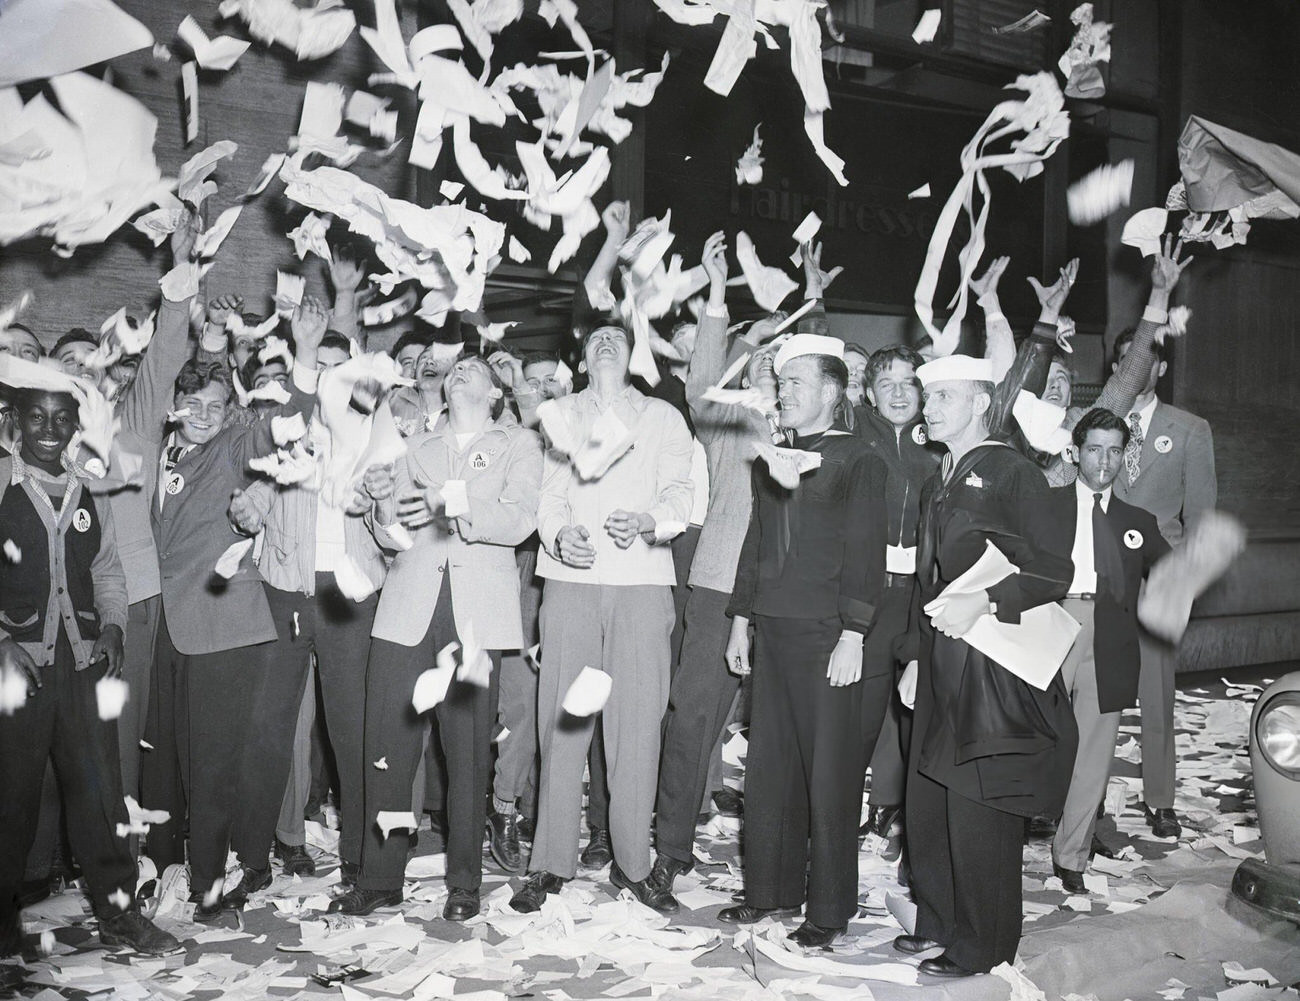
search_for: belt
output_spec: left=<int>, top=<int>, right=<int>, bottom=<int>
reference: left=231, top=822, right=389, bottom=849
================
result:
left=1065, top=592, right=1096, bottom=601
left=885, top=573, right=913, bottom=588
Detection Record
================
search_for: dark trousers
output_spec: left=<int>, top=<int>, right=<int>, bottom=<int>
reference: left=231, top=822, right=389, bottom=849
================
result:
left=259, top=578, right=377, bottom=867
left=142, top=604, right=293, bottom=888
left=1, top=634, right=134, bottom=917
left=119, top=594, right=160, bottom=800
left=744, top=615, right=880, bottom=929
left=359, top=577, right=497, bottom=893
left=864, top=584, right=912, bottom=806
left=655, top=585, right=737, bottom=864
left=908, top=769, right=1024, bottom=973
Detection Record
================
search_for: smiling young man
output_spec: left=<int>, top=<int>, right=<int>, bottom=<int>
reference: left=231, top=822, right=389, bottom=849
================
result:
left=511, top=321, right=694, bottom=917
left=140, top=299, right=325, bottom=921
left=719, top=334, right=889, bottom=950
left=1045, top=409, right=1169, bottom=892
left=851, top=344, right=939, bottom=851
left=0, top=385, right=180, bottom=958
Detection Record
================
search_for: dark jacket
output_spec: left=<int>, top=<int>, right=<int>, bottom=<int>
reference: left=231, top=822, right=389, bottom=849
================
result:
left=851, top=405, right=941, bottom=552
left=1046, top=485, right=1170, bottom=713
left=729, top=430, right=887, bottom=635
left=909, top=441, right=1078, bottom=817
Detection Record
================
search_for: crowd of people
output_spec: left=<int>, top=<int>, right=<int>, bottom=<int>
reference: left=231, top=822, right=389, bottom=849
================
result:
left=0, top=200, right=1216, bottom=980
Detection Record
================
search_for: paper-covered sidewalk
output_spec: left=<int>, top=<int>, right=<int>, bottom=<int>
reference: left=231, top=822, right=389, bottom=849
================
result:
left=4, top=675, right=1298, bottom=1001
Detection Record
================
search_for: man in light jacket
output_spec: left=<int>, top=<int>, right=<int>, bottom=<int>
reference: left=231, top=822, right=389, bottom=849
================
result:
left=330, top=354, right=542, bottom=922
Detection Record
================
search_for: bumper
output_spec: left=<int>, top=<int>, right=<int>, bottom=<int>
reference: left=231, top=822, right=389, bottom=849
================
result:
left=1231, top=857, right=1300, bottom=924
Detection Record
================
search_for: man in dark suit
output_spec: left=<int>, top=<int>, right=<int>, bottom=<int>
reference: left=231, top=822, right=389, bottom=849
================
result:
left=1047, top=409, right=1170, bottom=892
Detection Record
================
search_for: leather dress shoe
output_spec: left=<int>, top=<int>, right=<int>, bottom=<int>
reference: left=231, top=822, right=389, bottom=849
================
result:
left=327, top=887, right=403, bottom=915
left=610, top=862, right=679, bottom=914
left=443, top=887, right=480, bottom=922
left=1052, top=861, right=1087, bottom=894
left=579, top=828, right=612, bottom=869
left=787, top=920, right=844, bottom=948
left=1090, top=835, right=1118, bottom=860
left=649, top=854, right=692, bottom=896
left=711, top=788, right=743, bottom=817
left=188, top=890, right=225, bottom=924
left=517, top=815, right=536, bottom=841
left=920, top=954, right=976, bottom=978
left=893, top=934, right=942, bottom=955
left=274, top=839, right=316, bottom=877
left=487, top=811, right=523, bottom=873
left=98, top=908, right=182, bottom=956
left=223, top=866, right=273, bottom=908
left=1145, top=805, right=1182, bottom=839
left=510, top=871, right=565, bottom=913
left=718, top=903, right=801, bottom=925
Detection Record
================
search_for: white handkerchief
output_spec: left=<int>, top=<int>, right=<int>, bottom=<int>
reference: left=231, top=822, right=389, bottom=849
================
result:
left=96, top=677, right=129, bottom=721
left=272, top=413, right=308, bottom=446
left=375, top=811, right=419, bottom=839
left=0, top=666, right=26, bottom=715
left=1121, top=207, right=1168, bottom=257
left=441, top=479, right=470, bottom=518
left=562, top=666, right=612, bottom=717
left=215, top=538, right=254, bottom=579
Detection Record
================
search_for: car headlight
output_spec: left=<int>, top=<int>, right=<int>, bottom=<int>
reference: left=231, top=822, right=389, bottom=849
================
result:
left=1258, top=696, right=1300, bottom=778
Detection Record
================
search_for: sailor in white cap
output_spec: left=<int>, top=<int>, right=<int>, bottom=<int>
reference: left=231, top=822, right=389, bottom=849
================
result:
left=718, top=333, right=889, bottom=949
left=892, top=354, right=1077, bottom=977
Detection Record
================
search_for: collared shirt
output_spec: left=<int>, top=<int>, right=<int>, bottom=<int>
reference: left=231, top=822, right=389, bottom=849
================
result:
left=536, top=383, right=694, bottom=587
left=1068, top=479, right=1112, bottom=594
left=2, top=445, right=127, bottom=671
left=1129, top=396, right=1159, bottom=442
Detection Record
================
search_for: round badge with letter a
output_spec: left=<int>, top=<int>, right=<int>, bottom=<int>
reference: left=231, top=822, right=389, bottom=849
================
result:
left=1123, top=529, right=1143, bottom=550
left=72, top=508, right=92, bottom=533
left=912, top=425, right=928, bottom=445
left=166, top=473, right=184, bottom=495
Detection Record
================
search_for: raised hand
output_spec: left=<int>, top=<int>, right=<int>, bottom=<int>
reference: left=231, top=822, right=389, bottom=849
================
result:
left=602, top=200, right=631, bottom=241
left=802, top=240, right=842, bottom=298
left=970, top=255, right=1010, bottom=302
left=206, top=294, right=244, bottom=330
left=291, top=296, right=330, bottom=359
left=1151, top=235, right=1191, bottom=292
left=1027, top=257, right=1080, bottom=322
left=701, top=230, right=729, bottom=288
left=329, top=250, right=366, bottom=294
left=170, top=207, right=200, bottom=265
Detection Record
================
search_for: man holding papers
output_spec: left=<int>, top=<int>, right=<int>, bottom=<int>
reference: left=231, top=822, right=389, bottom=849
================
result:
left=1047, top=409, right=1169, bottom=891
left=720, top=333, right=888, bottom=949
left=894, top=354, right=1076, bottom=978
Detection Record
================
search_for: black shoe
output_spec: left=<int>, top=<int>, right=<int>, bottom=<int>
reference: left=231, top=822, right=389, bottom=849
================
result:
left=649, top=854, right=693, bottom=896
left=327, top=886, right=403, bottom=915
left=1145, top=805, right=1182, bottom=839
left=1090, top=835, right=1118, bottom=860
left=1052, top=861, right=1087, bottom=894
left=223, top=866, right=273, bottom=908
left=893, top=934, right=942, bottom=955
left=920, top=954, right=976, bottom=978
left=443, top=887, right=480, bottom=922
left=510, top=871, right=565, bottom=913
left=274, top=840, right=316, bottom=877
left=339, top=861, right=359, bottom=888
left=517, top=815, right=536, bottom=841
left=579, top=828, right=612, bottom=869
left=487, top=811, right=523, bottom=873
left=98, top=908, right=182, bottom=955
left=787, top=920, right=844, bottom=948
left=1026, top=814, right=1058, bottom=839
left=188, top=888, right=225, bottom=923
left=610, top=862, right=679, bottom=915
left=718, top=903, right=801, bottom=925
left=711, top=788, right=743, bottom=817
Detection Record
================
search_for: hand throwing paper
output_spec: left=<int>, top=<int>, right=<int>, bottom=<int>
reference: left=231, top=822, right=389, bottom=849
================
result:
left=562, top=666, right=612, bottom=717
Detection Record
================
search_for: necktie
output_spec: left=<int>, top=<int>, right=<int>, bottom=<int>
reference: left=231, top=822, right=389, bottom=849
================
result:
left=1092, top=493, right=1124, bottom=602
left=163, top=444, right=187, bottom=475
left=1124, top=412, right=1143, bottom=484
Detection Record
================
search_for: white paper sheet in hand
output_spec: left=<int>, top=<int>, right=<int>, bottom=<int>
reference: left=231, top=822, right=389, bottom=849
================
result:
left=95, top=677, right=129, bottom=720
left=214, top=538, right=254, bottom=579
left=926, top=541, right=1080, bottom=689
left=441, top=479, right=469, bottom=518
left=563, top=666, right=612, bottom=716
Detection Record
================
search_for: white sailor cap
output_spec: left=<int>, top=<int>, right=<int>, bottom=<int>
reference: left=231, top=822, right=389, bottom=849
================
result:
left=915, top=354, right=995, bottom=387
left=773, top=333, right=844, bottom=375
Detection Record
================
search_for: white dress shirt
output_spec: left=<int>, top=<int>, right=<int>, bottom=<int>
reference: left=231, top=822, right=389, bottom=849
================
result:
left=1068, top=479, right=1112, bottom=595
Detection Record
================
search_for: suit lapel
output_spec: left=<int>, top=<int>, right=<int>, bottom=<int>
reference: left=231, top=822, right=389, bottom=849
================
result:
left=1137, top=403, right=1173, bottom=481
